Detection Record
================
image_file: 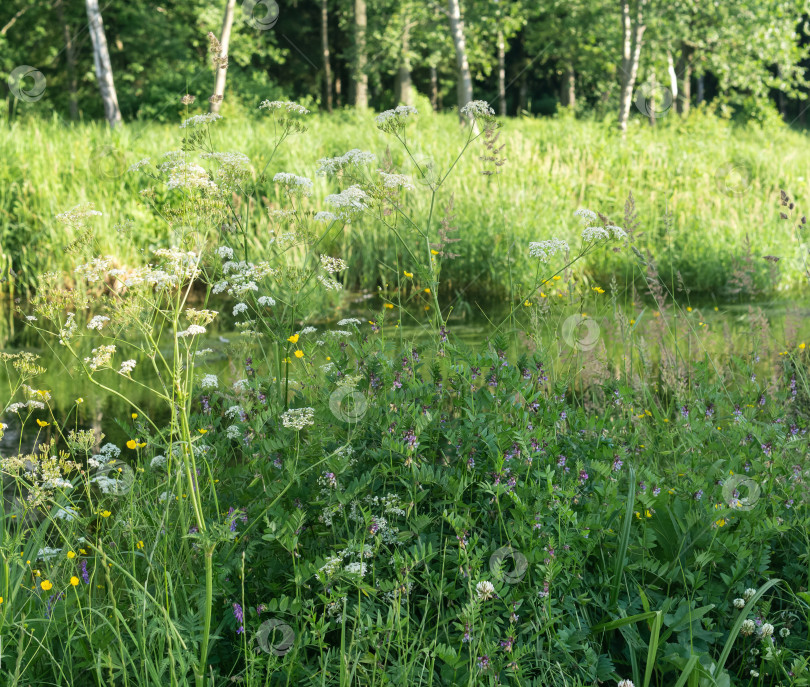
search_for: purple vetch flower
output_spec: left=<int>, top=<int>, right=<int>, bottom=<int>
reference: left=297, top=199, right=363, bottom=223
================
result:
left=612, top=456, right=623, bottom=471
left=80, top=559, right=90, bottom=584
left=693, top=489, right=704, bottom=500
left=652, top=486, right=661, bottom=496
left=557, top=455, right=567, bottom=468
left=476, top=655, right=490, bottom=671
left=233, top=602, right=244, bottom=634
left=579, top=469, right=589, bottom=484
left=681, top=405, right=689, bottom=419
left=403, top=428, right=419, bottom=449
left=705, top=403, right=714, bottom=418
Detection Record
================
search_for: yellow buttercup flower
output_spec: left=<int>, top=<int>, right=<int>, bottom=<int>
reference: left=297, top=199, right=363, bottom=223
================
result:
left=40, top=580, right=53, bottom=591
left=524, top=300, right=531, bottom=307
left=403, top=271, right=413, bottom=278
left=36, top=419, right=49, bottom=427
left=100, top=510, right=111, bottom=518
left=424, top=288, right=430, bottom=294
left=384, top=303, right=394, bottom=309
left=430, top=249, right=439, bottom=255
left=126, top=440, right=137, bottom=449
left=70, top=576, right=79, bottom=586
left=137, top=442, right=146, bottom=448
left=552, top=275, right=561, bottom=281
left=131, top=413, right=138, bottom=419
left=67, top=551, right=76, bottom=559
left=136, top=540, right=144, bottom=549
left=199, top=429, right=208, bottom=434
left=287, top=334, right=299, bottom=343
left=294, top=350, right=304, bottom=359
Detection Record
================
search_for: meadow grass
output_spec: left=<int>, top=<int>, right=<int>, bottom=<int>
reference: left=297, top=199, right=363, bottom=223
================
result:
left=0, top=104, right=809, bottom=687
left=1, top=106, right=808, bottom=304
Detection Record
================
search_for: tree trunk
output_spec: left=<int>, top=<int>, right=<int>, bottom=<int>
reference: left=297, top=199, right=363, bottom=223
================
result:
left=395, top=18, right=412, bottom=106
left=209, top=0, right=236, bottom=115
left=430, top=65, right=438, bottom=111
left=666, top=50, right=678, bottom=105
left=617, top=0, right=646, bottom=132
left=648, top=71, right=656, bottom=126
left=56, top=0, right=79, bottom=120
left=447, top=0, right=473, bottom=119
left=560, top=63, right=575, bottom=109
left=696, top=75, right=704, bottom=104
left=676, top=44, right=692, bottom=115
left=353, top=0, right=368, bottom=108
left=321, top=0, right=333, bottom=112
left=497, top=29, right=506, bottom=116
left=86, top=0, right=122, bottom=127
left=336, top=76, right=342, bottom=107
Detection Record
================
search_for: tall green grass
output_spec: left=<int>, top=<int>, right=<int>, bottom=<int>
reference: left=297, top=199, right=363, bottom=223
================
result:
left=1, top=108, right=807, bottom=301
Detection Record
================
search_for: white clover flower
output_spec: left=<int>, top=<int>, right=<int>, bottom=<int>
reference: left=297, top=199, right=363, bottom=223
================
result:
left=320, top=254, right=348, bottom=273
left=200, top=374, right=218, bottom=390
left=314, top=211, right=338, bottom=223
left=118, top=359, right=137, bottom=375
left=217, top=246, right=234, bottom=260
left=378, top=171, right=415, bottom=191
left=780, top=627, right=790, bottom=637
left=87, top=315, right=110, bottom=331
left=617, top=681, right=635, bottom=687
left=743, top=588, right=757, bottom=601
left=460, top=100, right=494, bottom=117
left=476, top=580, right=495, bottom=601
left=317, top=149, right=376, bottom=176
left=258, top=100, right=310, bottom=115
left=281, top=407, right=316, bottom=430
left=733, top=598, right=746, bottom=609
left=760, top=623, right=774, bottom=637
left=750, top=671, right=759, bottom=678
left=273, top=172, right=313, bottom=196
left=257, top=295, right=276, bottom=306
left=233, top=303, right=248, bottom=316
left=740, top=619, right=756, bottom=636
left=179, top=113, right=221, bottom=129
left=529, top=238, right=569, bottom=262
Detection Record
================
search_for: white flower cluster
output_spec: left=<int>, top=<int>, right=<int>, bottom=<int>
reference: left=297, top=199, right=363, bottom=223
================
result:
left=320, top=254, right=348, bottom=273
left=200, top=374, right=218, bottom=390
left=258, top=295, right=276, bottom=306
left=87, top=315, right=110, bottom=331
left=75, top=256, right=114, bottom=282
left=316, top=149, right=376, bottom=176
left=128, top=158, right=151, bottom=173
left=226, top=425, right=241, bottom=439
left=325, top=185, right=368, bottom=219
left=179, top=113, right=221, bottom=129
left=212, top=260, right=275, bottom=297
left=375, top=105, right=418, bottom=133
left=259, top=100, right=310, bottom=115
left=150, top=455, right=167, bottom=468
left=528, top=238, right=569, bottom=262
left=166, top=162, right=217, bottom=192
left=314, top=211, right=338, bottom=223
left=118, top=359, right=137, bottom=375
left=59, top=312, right=77, bottom=345
left=200, top=151, right=251, bottom=190
left=273, top=172, right=313, bottom=196
left=56, top=203, right=103, bottom=226
left=217, top=246, right=234, bottom=260
left=317, top=275, right=342, bottom=291
left=177, top=324, right=206, bottom=338
left=575, top=208, right=627, bottom=242
left=84, top=345, right=116, bottom=371
left=281, top=407, right=316, bottom=430
left=460, top=100, right=495, bottom=117
left=337, top=318, right=361, bottom=326
left=378, top=171, right=415, bottom=191
left=233, top=303, right=248, bottom=316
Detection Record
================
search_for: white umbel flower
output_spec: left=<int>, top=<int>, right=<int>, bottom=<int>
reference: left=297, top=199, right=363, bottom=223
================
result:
left=460, top=100, right=494, bottom=117
left=281, top=407, right=316, bottom=430
left=529, top=238, right=569, bottom=262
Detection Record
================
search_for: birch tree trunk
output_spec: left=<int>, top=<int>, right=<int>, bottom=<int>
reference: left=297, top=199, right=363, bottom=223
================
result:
left=676, top=44, right=692, bottom=114
left=395, top=18, right=412, bottom=106
left=497, top=29, right=506, bottom=116
left=321, top=0, right=333, bottom=112
left=447, top=0, right=473, bottom=119
left=210, top=0, right=236, bottom=115
left=56, top=0, right=79, bottom=120
left=666, top=50, right=678, bottom=104
left=353, top=0, right=368, bottom=108
left=86, top=0, right=122, bottom=128
left=617, top=0, right=646, bottom=132
left=561, top=63, right=576, bottom=109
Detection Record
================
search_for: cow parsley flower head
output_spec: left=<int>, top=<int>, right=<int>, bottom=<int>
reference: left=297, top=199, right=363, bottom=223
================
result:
left=179, top=113, right=221, bottom=129
left=258, top=100, right=310, bottom=115
left=87, top=315, right=110, bottom=331
left=257, top=295, right=276, bottom=306
left=314, top=211, right=338, bottom=223
left=281, top=407, right=316, bottom=430
left=317, top=149, right=376, bottom=176
left=325, top=185, right=368, bottom=219
left=378, top=171, right=414, bottom=191
left=320, top=255, right=348, bottom=273
left=200, top=374, right=218, bottom=390
left=376, top=105, right=418, bottom=134
left=273, top=172, right=313, bottom=196
left=460, top=100, right=495, bottom=118
left=118, top=359, right=136, bottom=375
left=529, top=238, right=569, bottom=262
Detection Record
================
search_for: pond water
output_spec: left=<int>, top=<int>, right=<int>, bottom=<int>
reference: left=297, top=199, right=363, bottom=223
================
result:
left=2, top=293, right=808, bottom=456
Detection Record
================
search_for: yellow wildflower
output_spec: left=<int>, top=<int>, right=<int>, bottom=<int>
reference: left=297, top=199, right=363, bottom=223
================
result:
left=287, top=334, right=299, bottom=344
left=40, top=580, right=53, bottom=591
left=70, top=576, right=79, bottom=586
left=36, top=419, right=49, bottom=427
left=294, top=350, right=304, bottom=359
left=126, top=440, right=137, bottom=449
left=67, top=551, right=76, bottom=559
